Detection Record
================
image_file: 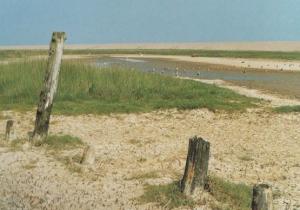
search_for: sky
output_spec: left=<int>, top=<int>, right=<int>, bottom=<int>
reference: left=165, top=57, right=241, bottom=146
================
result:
left=0, top=0, right=300, bottom=45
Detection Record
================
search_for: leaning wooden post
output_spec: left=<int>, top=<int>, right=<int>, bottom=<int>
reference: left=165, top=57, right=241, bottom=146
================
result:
left=5, top=120, right=16, bottom=141
left=252, top=184, right=273, bottom=210
left=180, top=136, right=210, bottom=196
left=32, top=32, right=66, bottom=141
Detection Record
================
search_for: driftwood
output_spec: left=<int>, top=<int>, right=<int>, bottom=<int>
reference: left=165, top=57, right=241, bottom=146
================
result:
left=32, top=32, right=66, bottom=141
left=5, top=120, right=16, bottom=141
left=180, top=136, right=210, bottom=196
left=252, top=184, right=273, bottom=210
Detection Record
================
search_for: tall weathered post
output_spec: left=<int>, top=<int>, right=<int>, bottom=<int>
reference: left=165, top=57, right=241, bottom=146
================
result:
left=32, top=32, right=66, bottom=141
left=180, top=136, right=210, bottom=196
left=252, top=184, right=273, bottom=210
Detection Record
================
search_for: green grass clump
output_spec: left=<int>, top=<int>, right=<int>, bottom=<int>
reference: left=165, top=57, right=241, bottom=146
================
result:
left=43, top=135, right=84, bottom=150
left=0, top=61, right=258, bottom=114
left=138, top=182, right=195, bottom=209
left=274, top=105, right=300, bottom=113
left=139, top=176, right=252, bottom=210
left=208, top=176, right=252, bottom=210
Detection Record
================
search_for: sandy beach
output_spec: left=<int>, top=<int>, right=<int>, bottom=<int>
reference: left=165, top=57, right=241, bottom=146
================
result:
left=0, top=107, right=299, bottom=210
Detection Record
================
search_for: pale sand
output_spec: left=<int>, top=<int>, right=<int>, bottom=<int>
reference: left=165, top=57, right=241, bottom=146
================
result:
left=2, top=41, right=300, bottom=51
left=0, top=108, right=299, bottom=209
left=114, top=54, right=300, bottom=72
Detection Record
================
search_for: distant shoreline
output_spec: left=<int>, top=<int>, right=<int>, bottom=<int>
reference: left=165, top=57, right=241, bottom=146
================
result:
left=112, top=54, right=300, bottom=72
left=1, top=41, right=300, bottom=51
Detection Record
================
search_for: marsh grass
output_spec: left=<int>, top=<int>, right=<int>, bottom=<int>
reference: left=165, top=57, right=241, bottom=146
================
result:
left=274, top=105, right=300, bottom=113
left=208, top=176, right=252, bottom=210
left=65, top=49, right=300, bottom=61
left=138, top=176, right=252, bottom=210
left=3, top=49, right=300, bottom=61
left=0, top=61, right=258, bottom=114
left=138, top=181, right=196, bottom=209
left=0, top=50, right=46, bottom=60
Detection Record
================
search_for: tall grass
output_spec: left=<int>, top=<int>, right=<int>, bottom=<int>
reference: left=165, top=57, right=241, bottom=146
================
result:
left=0, top=61, right=258, bottom=115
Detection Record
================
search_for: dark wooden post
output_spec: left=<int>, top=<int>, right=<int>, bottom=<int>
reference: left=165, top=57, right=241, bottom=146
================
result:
left=32, top=32, right=66, bottom=141
left=5, top=120, right=16, bottom=141
left=252, top=184, right=273, bottom=210
left=180, top=136, right=210, bottom=196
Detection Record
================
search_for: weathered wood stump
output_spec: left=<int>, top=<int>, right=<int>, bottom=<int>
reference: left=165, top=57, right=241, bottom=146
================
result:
left=180, top=136, right=210, bottom=196
left=80, top=145, right=96, bottom=165
left=32, top=32, right=66, bottom=141
left=5, top=120, right=16, bottom=141
left=252, top=184, right=273, bottom=210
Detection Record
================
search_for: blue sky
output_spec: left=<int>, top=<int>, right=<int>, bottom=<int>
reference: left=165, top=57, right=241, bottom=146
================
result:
left=0, top=0, right=300, bottom=45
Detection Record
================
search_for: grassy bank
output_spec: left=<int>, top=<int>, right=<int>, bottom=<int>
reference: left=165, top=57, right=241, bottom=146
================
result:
left=2, top=49, right=300, bottom=61
left=274, top=105, right=300, bottom=113
left=0, top=61, right=258, bottom=115
left=65, top=49, right=300, bottom=61
left=138, top=176, right=252, bottom=209
left=0, top=50, right=46, bottom=60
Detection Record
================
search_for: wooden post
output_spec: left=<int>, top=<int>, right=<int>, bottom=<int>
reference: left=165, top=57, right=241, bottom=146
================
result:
left=80, top=145, right=96, bottom=165
left=32, top=32, right=66, bottom=141
left=180, top=136, right=210, bottom=196
left=252, top=184, right=273, bottom=210
left=5, top=120, right=16, bottom=141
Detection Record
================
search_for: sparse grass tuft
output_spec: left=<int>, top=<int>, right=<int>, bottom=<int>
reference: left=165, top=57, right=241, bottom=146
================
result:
left=23, top=160, right=38, bottom=170
left=127, top=171, right=160, bottom=181
left=0, top=61, right=259, bottom=114
left=9, top=139, right=27, bottom=151
left=43, top=135, right=84, bottom=150
left=138, top=175, right=252, bottom=210
left=207, top=176, right=252, bottom=210
left=274, top=105, right=300, bottom=113
left=60, top=156, right=83, bottom=174
left=238, top=155, right=254, bottom=162
left=138, top=181, right=195, bottom=209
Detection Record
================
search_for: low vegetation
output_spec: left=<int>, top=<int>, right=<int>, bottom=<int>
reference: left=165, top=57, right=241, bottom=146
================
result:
left=0, top=49, right=46, bottom=60
left=0, top=61, right=258, bottom=114
left=2, top=49, right=300, bottom=60
left=274, top=105, right=300, bottom=113
left=138, top=181, right=195, bottom=209
left=126, top=171, right=160, bottom=181
left=208, top=176, right=252, bottom=210
left=42, top=135, right=84, bottom=150
left=67, top=49, right=300, bottom=61
left=138, top=176, right=252, bottom=210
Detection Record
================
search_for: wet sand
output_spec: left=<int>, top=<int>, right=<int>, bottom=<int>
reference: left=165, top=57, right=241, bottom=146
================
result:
left=113, top=55, right=300, bottom=72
